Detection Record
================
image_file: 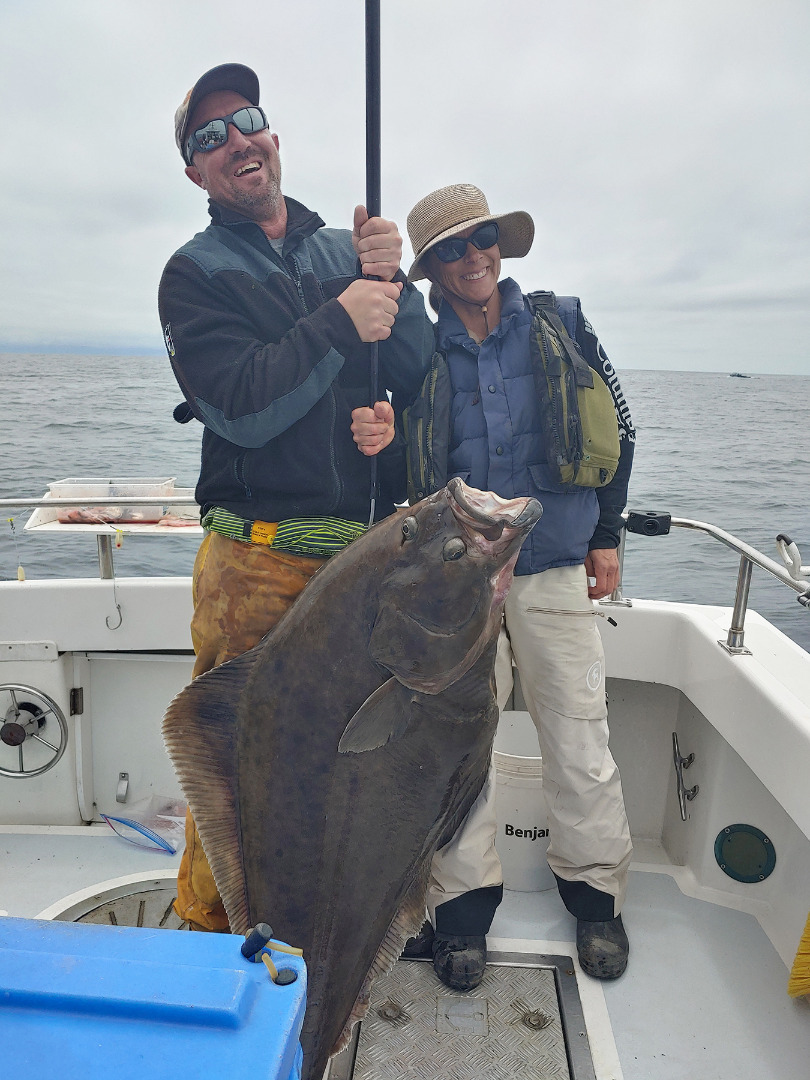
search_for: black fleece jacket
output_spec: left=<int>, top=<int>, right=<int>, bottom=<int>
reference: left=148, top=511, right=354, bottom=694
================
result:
left=158, top=197, right=433, bottom=524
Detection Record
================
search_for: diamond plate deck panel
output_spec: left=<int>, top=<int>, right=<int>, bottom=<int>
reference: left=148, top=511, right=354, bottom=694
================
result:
left=349, top=958, right=571, bottom=1080
left=69, top=887, right=184, bottom=929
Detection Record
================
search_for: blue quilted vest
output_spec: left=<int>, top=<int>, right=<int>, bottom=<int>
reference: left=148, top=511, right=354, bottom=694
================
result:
left=436, top=278, right=599, bottom=576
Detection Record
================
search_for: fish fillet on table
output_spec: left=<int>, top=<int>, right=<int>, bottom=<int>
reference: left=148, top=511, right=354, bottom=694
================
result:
left=163, top=478, right=542, bottom=1080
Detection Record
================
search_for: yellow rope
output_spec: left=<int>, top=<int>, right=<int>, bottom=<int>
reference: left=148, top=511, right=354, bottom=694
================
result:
left=261, top=952, right=279, bottom=981
left=267, top=939, right=304, bottom=957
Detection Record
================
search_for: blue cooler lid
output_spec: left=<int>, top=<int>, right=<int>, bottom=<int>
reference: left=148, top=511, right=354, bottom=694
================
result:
left=0, top=916, right=307, bottom=1080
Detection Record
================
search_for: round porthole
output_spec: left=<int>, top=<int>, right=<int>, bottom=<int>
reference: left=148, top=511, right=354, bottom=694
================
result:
left=714, top=824, right=776, bottom=883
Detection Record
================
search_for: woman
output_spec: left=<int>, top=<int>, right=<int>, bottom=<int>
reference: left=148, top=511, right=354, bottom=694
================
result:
left=404, top=183, right=636, bottom=984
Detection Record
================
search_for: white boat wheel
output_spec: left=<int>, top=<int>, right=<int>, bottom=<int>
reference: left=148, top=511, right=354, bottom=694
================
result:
left=0, top=684, right=68, bottom=778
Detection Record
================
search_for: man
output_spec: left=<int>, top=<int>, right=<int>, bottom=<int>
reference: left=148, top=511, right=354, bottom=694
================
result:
left=158, top=63, right=432, bottom=932
left=402, top=183, right=636, bottom=983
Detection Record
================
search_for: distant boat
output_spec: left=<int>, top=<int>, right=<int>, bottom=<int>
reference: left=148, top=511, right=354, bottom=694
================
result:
left=729, top=371, right=751, bottom=378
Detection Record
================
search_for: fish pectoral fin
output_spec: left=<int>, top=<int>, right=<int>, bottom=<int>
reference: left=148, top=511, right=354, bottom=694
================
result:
left=337, top=678, right=413, bottom=754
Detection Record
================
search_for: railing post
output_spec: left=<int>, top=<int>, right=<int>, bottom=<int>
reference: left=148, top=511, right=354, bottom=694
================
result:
left=97, top=536, right=115, bottom=579
left=721, top=554, right=753, bottom=654
left=602, top=528, right=632, bottom=607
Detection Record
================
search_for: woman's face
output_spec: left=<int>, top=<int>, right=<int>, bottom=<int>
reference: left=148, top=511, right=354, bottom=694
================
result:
left=429, top=224, right=502, bottom=307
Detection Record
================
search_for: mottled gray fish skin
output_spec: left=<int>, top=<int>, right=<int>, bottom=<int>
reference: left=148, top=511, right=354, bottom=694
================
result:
left=163, top=479, right=541, bottom=1080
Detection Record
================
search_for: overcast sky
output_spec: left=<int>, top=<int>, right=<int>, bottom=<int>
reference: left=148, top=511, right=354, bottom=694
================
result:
left=1, top=0, right=807, bottom=372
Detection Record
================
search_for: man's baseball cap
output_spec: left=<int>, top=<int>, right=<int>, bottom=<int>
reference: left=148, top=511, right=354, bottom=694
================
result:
left=174, top=63, right=260, bottom=165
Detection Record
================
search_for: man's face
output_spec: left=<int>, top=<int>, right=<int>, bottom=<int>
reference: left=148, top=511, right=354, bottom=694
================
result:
left=185, top=89, right=283, bottom=223
left=428, top=225, right=502, bottom=308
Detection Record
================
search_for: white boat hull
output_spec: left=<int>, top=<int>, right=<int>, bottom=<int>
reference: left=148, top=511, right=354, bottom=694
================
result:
left=1, top=575, right=809, bottom=1077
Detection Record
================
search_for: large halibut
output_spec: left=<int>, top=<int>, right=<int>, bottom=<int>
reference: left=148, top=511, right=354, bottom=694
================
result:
left=163, top=479, right=541, bottom=1080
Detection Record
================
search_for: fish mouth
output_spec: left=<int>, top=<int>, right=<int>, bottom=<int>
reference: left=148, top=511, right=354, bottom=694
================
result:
left=446, top=477, right=542, bottom=550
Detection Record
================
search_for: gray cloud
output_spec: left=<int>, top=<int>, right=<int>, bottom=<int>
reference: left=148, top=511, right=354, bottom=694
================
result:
left=1, top=0, right=807, bottom=372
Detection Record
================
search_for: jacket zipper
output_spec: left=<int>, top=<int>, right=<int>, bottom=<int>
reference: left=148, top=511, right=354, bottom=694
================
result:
left=327, top=388, right=341, bottom=511
left=526, top=606, right=608, bottom=619
left=411, top=416, right=425, bottom=495
left=425, top=361, right=440, bottom=490
left=285, top=250, right=343, bottom=510
left=285, top=254, right=309, bottom=314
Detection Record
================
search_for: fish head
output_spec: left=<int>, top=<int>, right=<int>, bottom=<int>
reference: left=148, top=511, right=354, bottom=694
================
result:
left=368, top=478, right=542, bottom=693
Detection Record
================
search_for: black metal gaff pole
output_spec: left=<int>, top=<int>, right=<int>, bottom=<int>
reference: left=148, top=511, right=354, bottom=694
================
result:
left=365, top=0, right=381, bottom=528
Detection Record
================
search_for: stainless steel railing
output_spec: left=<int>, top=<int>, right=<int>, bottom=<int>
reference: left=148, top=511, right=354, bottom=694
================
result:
left=0, top=497, right=197, bottom=509
left=606, top=511, right=810, bottom=654
left=3, top=497, right=810, bottom=653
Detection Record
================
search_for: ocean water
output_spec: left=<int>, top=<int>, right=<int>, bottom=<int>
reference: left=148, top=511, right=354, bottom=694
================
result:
left=1, top=353, right=808, bottom=653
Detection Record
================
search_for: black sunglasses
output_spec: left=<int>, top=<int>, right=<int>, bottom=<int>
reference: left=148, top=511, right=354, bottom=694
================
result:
left=432, top=222, right=500, bottom=263
left=185, top=106, right=268, bottom=163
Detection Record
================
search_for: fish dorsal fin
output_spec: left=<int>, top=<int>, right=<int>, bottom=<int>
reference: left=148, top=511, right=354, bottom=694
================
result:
left=162, top=647, right=261, bottom=935
left=337, top=677, right=413, bottom=754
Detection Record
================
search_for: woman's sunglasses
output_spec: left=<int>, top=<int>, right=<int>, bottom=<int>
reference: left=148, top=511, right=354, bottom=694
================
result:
left=432, top=222, right=500, bottom=263
left=185, top=106, right=269, bottom=163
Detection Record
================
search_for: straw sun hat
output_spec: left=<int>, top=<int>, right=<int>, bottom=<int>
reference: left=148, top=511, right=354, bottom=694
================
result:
left=407, top=183, right=534, bottom=282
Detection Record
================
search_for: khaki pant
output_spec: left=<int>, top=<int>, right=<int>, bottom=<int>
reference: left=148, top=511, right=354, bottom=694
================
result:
left=174, top=532, right=325, bottom=931
left=427, top=564, right=632, bottom=921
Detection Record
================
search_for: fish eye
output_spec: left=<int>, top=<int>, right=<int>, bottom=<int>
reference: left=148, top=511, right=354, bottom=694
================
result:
left=442, top=537, right=466, bottom=561
left=401, top=516, right=419, bottom=541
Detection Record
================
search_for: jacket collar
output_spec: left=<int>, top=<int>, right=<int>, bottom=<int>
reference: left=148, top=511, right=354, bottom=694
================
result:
left=208, top=196, right=325, bottom=255
left=435, top=277, right=527, bottom=350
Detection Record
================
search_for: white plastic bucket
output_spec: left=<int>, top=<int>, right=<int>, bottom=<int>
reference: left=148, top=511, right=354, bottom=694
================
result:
left=493, top=711, right=555, bottom=892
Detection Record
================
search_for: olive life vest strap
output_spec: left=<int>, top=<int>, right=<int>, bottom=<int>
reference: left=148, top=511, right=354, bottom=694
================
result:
left=525, top=291, right=594, bottom=388
left=526, top=291, right=620, bottom=488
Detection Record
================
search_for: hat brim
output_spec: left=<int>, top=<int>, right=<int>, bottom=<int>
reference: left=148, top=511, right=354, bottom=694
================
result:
left=407, top=209, right=534, bottom=282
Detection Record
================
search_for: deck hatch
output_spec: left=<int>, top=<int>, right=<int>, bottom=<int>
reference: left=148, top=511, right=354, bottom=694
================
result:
left=328, top=951, right=596, bottom=1080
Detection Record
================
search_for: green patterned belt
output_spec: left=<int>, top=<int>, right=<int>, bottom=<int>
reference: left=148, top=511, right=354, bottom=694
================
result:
left=201, top=507, right=367, bottom=558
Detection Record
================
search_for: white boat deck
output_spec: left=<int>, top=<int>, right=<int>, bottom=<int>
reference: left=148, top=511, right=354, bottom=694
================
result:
left=2, top=509, right=809, bottom=1079
left=0, top=825, right=183, bottom=918
left=2, top=826, right=807, bottom=1080
left=492, top=866, right=810, bottom=1080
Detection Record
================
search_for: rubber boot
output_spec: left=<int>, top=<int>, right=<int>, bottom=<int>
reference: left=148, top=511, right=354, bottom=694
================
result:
left=401, top=920, right=435, bottom=958
left=427, top=885, right=502, bottom=991
left=431, top=934, right=486, bottom=991
left=576, top=914, right=629, bottom=979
